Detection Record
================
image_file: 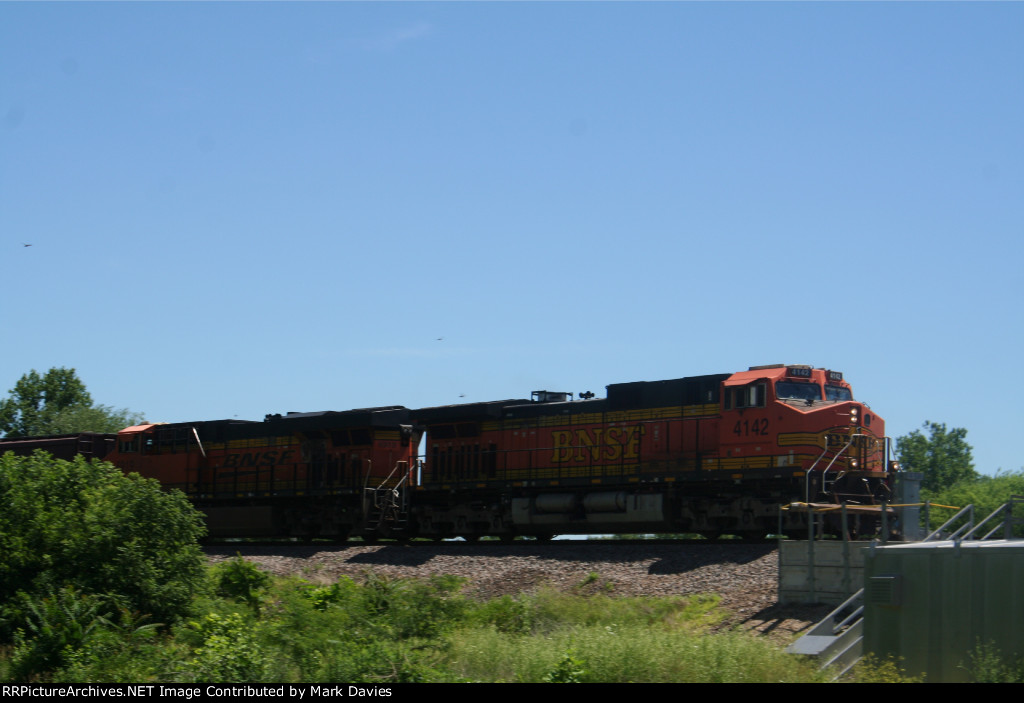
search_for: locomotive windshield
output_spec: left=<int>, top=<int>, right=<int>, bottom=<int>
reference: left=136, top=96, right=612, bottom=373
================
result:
left=825, top=385, right=853, bottom=401
left=775, top=381, right=822, bottom=403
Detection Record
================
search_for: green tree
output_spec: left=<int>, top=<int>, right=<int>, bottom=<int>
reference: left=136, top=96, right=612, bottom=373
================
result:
left=896, top=421, right=977, bottom=493
left=43, top=404, right=145, bottom=435
left=923, top=470, right=1024, bottom=537
left=0, top=367, right=143, bottom=437
left=0, top=451, right=207, bottom=631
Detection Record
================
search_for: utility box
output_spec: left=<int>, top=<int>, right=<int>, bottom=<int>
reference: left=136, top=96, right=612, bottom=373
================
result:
left=863, top=540, right=1024, bottom=682
left=894, top=470, right=925, bottom=541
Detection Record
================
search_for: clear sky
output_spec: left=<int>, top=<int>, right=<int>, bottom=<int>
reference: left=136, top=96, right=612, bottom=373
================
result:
left=2, top=2, right=1021, bottom=475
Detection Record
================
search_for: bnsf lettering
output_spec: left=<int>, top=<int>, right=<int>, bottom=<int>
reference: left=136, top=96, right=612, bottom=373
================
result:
left=222, top=450, right=296, bottom=468
left=551, top=426, right=641, bottom=463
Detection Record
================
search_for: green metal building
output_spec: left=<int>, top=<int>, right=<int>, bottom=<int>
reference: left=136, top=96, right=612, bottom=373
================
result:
left=863, top=540, right=1024, bottom=682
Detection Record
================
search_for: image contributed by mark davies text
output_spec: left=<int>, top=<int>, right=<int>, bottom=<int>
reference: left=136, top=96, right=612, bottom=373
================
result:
left=1, top=685, right=395, bottom=698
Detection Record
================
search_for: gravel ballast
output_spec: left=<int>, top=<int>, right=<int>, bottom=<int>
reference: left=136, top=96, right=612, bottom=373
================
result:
left=207, top=541, right=833, bottom=641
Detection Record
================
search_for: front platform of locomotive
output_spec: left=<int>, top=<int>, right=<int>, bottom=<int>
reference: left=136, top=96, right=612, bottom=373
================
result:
left=722, top=364, right=895, bottom=510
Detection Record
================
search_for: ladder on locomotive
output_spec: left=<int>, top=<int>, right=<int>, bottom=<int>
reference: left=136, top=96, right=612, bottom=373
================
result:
left=364, top=461, right=413, bottom=535
left=76, top=433, right=109, bottom=461
left=77, top=435, right=96, bottom=459
left=809, top=433, right=881, bottom=505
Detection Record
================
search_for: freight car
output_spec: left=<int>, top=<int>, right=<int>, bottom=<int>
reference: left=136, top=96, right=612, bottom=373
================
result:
left=0, top=365, right=898, bottom=540
left=0, top=431, right=115, bottom=462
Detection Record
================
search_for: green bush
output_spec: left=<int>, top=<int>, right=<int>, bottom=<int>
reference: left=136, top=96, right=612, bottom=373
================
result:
left=357, top=573, right=468, bottom=639
left=924, top=471, right=1024, bottom=536
left=0, top=451, right=207, bottom=634
left=299, top=576, right=361, bottom=612
left=0, top=565, right=841, bottom=683
left=850, top=655, right=924, bottom=683
left=50, top=609, right=168, bottom=683
left=186, top=612, right=269, bottom=683
left=213, top=556, right=271, bottom=613
left=261, top=574, right=466, bottom=683
left=543, top=649, right=588, bottom=683
left=7, top=587, right=112, bottom=682
left=968, top=642, right=1024, bottom=683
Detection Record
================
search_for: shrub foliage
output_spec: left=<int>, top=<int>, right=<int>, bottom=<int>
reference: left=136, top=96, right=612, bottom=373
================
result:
left=0, top=451, right=207, bottom=632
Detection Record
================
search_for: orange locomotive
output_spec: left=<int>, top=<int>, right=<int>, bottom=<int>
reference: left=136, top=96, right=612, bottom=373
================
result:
left=411, top=364, right=895, bottom=540
left=0, top=365, right=897, bottom=540
left=101, top=407, right=420, bottom=539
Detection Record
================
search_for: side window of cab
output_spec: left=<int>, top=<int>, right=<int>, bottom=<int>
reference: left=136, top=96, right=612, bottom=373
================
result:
left=724, top=383, right=765, bottom=410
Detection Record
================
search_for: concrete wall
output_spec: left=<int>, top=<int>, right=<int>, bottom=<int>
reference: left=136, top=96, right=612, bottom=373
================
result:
left=779, top=540, right=867, bottom=605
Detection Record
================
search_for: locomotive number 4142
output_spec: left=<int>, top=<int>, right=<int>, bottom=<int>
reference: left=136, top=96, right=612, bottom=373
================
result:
left=734, top=419, right=769, bottom=437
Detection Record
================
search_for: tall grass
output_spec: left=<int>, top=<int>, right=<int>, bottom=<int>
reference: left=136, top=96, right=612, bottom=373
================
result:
left=448, top=625, right=823, bottom=682
left=449, top=589, right=822, bottom=683
left=2, top=567, right=825, bottom=683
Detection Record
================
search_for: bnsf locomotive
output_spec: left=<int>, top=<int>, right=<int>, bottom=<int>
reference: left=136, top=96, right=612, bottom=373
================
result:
left=0, top=365, right=897, bottom=540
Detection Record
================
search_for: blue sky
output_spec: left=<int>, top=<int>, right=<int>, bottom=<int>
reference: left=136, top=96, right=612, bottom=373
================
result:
left=2, top=2, right=1021, bottom=475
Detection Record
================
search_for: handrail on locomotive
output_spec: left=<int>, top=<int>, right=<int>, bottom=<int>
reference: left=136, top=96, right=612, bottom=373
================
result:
left=365, top=459, right=414, bottom=513
left=807, top=433, right=896, bottom=505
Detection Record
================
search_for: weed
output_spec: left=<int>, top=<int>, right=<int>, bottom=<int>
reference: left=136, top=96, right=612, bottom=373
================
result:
left=301, top=576, right=360, bottom=611
left=187, top=612, right=269, bottom=683
left=7, top=587, right=112, bottom=681
left=470, top=596, right=533, bottom=635
left=543, top=649, right=588, bottom=683
left=850, top=655, right=924, bottom=683
left=212, top=555, right=270, bottom=613
left=967, top=642, right=1024, bottom=683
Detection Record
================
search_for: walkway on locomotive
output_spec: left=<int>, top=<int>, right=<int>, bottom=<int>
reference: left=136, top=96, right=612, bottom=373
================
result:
left=414, top=366, right=888, bottom=491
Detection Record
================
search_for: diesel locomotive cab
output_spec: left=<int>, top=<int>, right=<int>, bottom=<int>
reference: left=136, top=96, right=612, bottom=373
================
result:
left=721, top=364, right=892, bottom=508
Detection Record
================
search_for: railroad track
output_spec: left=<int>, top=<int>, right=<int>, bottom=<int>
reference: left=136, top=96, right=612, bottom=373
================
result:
left=203, top=536, right=778, bottom=548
